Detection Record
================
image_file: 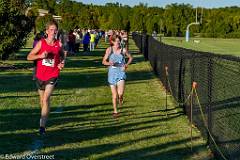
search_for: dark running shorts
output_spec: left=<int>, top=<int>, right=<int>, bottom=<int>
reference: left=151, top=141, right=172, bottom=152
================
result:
left=36, top=77, right=58, bottom=90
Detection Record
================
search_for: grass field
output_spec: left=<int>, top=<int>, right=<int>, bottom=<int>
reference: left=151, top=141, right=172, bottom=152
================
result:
left=161, top=37, right=240, bottom=57
left=0, top=38, right=213, bottom=159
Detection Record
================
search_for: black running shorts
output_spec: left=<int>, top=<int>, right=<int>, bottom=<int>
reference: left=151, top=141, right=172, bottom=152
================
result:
left=36, top=77, right=58, bottom=90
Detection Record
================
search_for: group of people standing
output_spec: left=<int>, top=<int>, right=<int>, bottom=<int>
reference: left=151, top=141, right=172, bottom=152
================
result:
left=61, top=29, right=104, bottom=54
left=27, top=20, right=133, bottom=135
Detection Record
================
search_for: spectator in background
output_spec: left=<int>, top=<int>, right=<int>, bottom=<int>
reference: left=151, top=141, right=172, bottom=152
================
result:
left=82, top=31, right=90, bottom=53
left=74, top=29, right=81, bottom=53
left=68, top=30, right=76, bottom=55
left=152, top=31, right=157, bottom=39
left=95, top=30, right=100, bottom=48
left=78, top=29, right=83, bottom=49
left=90, top=31, right=96, bottom=51
left=109, top=30, right=115, bottom=46
left=105, top=31, right=108, bottom=43
left=58, top=29, right=68, bottom=59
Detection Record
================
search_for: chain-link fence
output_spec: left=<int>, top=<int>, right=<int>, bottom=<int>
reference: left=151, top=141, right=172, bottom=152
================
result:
left=132, top=33, right=240, bottom=160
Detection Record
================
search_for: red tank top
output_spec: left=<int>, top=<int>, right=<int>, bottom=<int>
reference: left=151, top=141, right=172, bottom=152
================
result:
left=36, top=39, right=61, bottom=81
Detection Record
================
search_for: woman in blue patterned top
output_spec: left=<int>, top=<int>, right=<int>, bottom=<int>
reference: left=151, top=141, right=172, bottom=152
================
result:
left=102, top=34, right=133, bottom=117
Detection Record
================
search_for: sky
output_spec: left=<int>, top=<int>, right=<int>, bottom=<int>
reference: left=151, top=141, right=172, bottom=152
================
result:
left=75, top=0, right=240, bottom=8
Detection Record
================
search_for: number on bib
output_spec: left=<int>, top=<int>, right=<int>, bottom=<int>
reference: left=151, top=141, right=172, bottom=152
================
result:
left=42, top=58, right=55, bottom=67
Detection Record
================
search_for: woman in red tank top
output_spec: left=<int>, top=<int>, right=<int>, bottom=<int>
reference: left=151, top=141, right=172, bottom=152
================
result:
left=27, top=20, right=65, bottom=135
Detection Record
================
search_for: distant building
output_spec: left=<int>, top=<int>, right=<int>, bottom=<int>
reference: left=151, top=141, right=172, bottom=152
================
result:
left=38, top=9, right=62, bottom=21
left=25, top=8, right=62, bottom=21
left=52, top=15, right=62, bottom=21
left=38, top=9, right=49, bottom=16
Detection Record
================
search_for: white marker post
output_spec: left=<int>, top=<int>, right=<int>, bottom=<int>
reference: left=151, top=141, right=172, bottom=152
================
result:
left=186, top=8, right=201, bottom=42
left=186, top=22, right=199, bottom=42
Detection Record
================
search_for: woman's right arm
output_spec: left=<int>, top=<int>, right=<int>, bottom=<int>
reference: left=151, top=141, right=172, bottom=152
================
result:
left=102, top=47, right=113, bottom=66
left=27, top=41, right=47, bottom=61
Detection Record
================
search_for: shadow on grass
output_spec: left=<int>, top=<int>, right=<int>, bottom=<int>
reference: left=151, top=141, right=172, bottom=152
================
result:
left=12, top=62, right=34, bottom=69
left=0, top=93, right=71, bottom=99
left=0, top=66, right=155, bottom=94
left=0, top=91, right=215, bottom=159
left=63, top=58, right=105, bottom=69
left=9, top=47, right=145, bottom=69
left=99, top=138, right=207, bottom=160
left=0, top=103, right=113, bottom=133
left=64, top=51, right=145, bottom=68
left=15, top=50, right=30, bottom=59
left=46, top=133, right=173, bottom=159
left=0, top=102, right=185, bottom=155
left=76, top=50, right=106, bottom=57
left=35, top=110, right=187, bottom=159
left=45, top=136, right=207, bottom=160
left=0, top=103, right=111, bottom=154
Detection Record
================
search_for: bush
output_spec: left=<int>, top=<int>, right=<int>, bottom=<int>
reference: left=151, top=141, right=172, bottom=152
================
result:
left=0, top=0, right=34, bottom=60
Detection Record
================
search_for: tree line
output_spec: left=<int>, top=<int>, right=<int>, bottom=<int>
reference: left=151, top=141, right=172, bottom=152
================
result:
left=1, top=0, right=240, bottom=59
left=30, top=0, right=240, bottom=38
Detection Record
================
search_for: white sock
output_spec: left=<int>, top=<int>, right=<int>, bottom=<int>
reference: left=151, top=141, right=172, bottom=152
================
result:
left=40, top=117, right=47, bottom=127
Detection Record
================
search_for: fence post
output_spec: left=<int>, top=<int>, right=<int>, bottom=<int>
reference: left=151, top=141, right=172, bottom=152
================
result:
left=207, top=57, right=213, bottom=146
left=190, top=54, right=196, bottom=88
left=144, top=34, right=149, bottom=61
left=140, top=33, right=143, bottom=54
left=165, top=66, right=169, bottom=114
left=178, top=57, right=185, bottom=112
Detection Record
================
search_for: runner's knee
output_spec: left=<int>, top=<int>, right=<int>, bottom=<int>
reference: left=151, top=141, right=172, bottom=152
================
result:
left=118, top=95, right=123, bottom=100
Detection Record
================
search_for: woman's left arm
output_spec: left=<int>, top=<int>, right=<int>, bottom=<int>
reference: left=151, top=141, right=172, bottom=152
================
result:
left=124, top=48, right=133, bottom=69
left=58, top=41, right=65, bottom=70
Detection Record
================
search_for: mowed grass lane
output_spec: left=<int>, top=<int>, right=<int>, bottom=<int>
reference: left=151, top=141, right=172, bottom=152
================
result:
left=162, top=37, right=240, bottom=56
left=0, top=38, right=213, bottom=159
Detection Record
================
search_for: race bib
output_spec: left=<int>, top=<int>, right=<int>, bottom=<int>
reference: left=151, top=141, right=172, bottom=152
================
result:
left=42, top=58, right=55, bottom=67
left=113, top=62, right=124, bottom=67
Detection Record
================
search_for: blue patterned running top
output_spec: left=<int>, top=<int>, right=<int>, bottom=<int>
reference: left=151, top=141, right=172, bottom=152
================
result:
left=108, top=47, right=126, bottom=85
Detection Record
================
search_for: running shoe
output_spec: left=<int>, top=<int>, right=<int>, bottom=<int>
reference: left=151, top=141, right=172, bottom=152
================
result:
left=39, top=127, right=46, bottom=135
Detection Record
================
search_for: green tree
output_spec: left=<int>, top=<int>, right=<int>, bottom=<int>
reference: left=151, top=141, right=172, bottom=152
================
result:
left=0, top=0, right=33, bottom=60
left=107, top=10, right=123, bottom=29
left=35, top=14, right=54, bottom=32
left=163, top=3, right=194, bottom=36
left=59, top=13, right=78, bottom=31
